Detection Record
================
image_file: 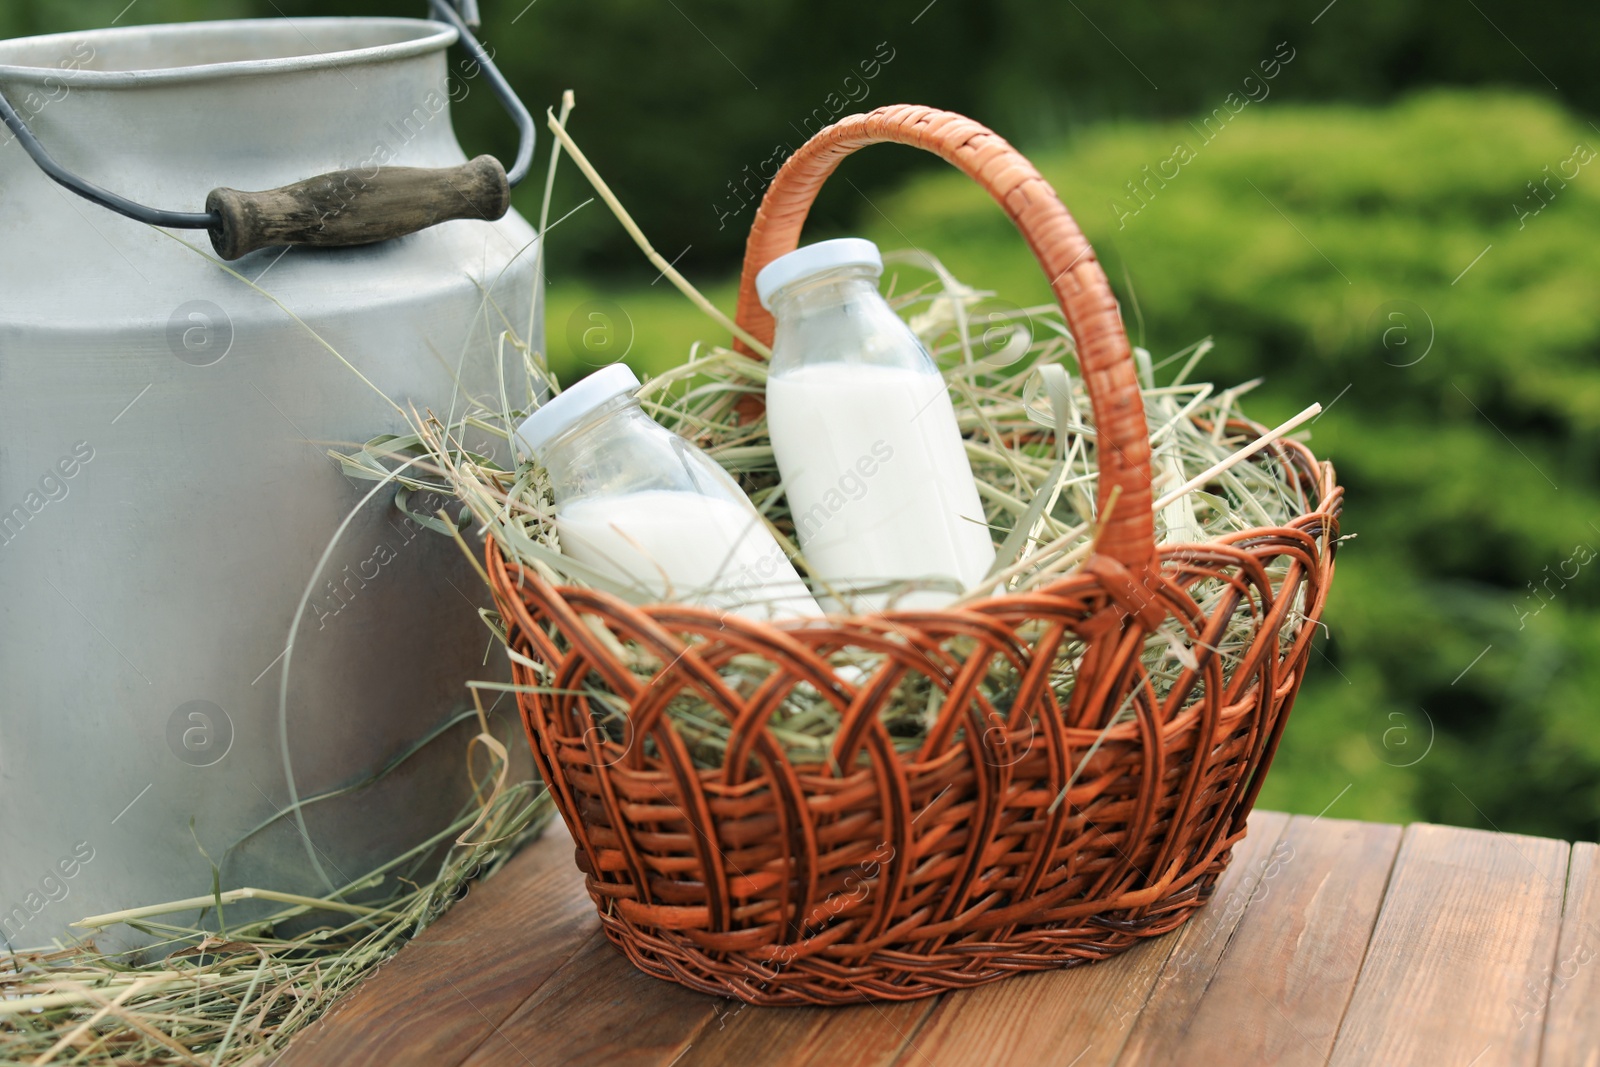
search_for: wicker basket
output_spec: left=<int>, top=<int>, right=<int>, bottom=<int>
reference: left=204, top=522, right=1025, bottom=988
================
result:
left=486, top=104, right=1342, bottom=1005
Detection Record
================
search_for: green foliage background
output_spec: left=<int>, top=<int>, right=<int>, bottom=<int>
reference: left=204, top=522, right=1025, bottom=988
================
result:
left=5, top=1, right=1597, bottom=841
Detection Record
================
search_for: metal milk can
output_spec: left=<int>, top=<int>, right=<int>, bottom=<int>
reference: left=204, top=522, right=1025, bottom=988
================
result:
left=0, top=2, right=540, bottom=949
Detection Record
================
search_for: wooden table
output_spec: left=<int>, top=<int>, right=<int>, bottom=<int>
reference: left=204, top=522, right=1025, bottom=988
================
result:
left=280, top=812, right=1599, bottom=1067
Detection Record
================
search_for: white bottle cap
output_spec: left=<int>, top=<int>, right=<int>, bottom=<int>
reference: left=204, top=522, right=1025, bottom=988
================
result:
left=512, top=363, right=641, bottom=460
left=754, top=238, right=883, bottom=310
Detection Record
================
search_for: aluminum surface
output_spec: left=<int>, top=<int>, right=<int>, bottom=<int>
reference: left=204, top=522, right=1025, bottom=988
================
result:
left=0, top=17, right=539, bottom=949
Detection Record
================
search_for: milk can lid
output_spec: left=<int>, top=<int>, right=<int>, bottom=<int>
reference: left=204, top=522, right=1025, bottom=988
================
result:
left=513, top=363, right=641, bottom=460
left=755, top=238, right=883, bottom=310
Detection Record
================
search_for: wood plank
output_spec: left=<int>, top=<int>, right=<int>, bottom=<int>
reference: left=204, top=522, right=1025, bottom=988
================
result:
left=458, top=931, right=719, bottom=1067
left=289, top=811, right=1599, bottom=1067
left=679, top=998, right=936, bottom=1067
left=279, top=822, right=599, bottom=1067
left=883, top=810, right=1293, bottom=1067
left=1539, top=841, right=1600, bottom=1067
left=1327, top=822, right=1570, bottom=1067
left=1116, top=814, right=1401, bottom=1066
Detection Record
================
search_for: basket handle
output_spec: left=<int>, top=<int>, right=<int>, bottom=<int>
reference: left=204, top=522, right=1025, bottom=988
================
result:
left=732, top=104, right=1156, bottom=574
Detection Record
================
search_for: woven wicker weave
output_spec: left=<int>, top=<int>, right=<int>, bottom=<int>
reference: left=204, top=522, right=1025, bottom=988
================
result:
left=486, top=104, right=1342, bottom=1005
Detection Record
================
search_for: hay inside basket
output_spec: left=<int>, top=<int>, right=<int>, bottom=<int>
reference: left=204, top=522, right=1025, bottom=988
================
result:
left=321, top=113, right=1325, bottom=778
left=367, top=241, right=1321, bottom=775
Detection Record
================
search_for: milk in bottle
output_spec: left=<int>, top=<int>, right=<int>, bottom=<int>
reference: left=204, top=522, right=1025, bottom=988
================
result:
left=514, top=364, right=820, bottom=620
left=758, top=239, right=995, bottom=610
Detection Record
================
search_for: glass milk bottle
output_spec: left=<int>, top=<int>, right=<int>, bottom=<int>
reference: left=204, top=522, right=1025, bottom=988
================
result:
left=513, top=364, right=820, bottom=620
left=760, top=239, right=995, bottom=611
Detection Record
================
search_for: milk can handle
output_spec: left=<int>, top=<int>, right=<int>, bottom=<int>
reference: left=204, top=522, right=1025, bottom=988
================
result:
left=0, top=0, right=534, bottom=260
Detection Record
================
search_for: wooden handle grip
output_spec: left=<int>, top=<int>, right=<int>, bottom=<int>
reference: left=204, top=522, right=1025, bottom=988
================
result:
left=733, top=105, right=1156, bottom=573
left=206, top=154, right=511, bottom=260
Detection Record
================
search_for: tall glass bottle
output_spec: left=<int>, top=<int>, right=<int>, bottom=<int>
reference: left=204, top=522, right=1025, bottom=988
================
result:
left=759, top=239, right=994, bottom=611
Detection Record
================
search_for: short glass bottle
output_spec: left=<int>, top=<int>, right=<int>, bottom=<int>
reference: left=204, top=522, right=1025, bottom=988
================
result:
left=514, top=364, right=820, bottom=620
